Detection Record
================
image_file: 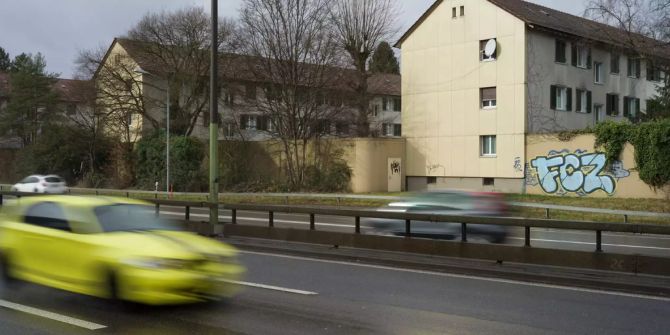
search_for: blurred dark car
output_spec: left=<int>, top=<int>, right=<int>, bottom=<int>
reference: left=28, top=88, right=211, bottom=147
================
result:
left=366, top=190, right=508, bottom=243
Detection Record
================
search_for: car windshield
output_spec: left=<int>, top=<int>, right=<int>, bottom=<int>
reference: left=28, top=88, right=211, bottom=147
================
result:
left=45, top=176, right=63, bottom=183
left=94, top=204, right=179, bottom=232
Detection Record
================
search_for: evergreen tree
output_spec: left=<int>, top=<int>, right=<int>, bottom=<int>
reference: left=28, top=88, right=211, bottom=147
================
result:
left=0, top=47, right=9, bottom=71
left=0, top=53, right=59, bottom=146
left=369, top=41, right=399, bottom=75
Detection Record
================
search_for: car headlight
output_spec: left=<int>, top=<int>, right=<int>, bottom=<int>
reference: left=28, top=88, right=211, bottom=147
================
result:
left=121, top=258, right=191, bottom=270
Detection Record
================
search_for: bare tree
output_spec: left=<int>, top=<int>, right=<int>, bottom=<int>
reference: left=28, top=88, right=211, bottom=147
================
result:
left=239, top=0, right=345, bottom=190
left=330, top=0, right=399, bottom=137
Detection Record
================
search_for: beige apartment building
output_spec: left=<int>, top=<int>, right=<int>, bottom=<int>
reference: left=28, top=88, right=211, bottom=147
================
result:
left=396, top=0, right=667, bottom=192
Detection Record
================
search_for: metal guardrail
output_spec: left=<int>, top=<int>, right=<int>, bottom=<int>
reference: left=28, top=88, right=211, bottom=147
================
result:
left=1, top=184, right=668, bottom=222
left=2, top=191, right=669, bottom=254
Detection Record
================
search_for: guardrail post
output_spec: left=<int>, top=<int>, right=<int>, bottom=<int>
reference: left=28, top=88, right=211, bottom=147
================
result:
left=0, top=194, right=3, bottom=206
left=310, top=214, right=315, bottom=230
left=185, top=206, right=190, bottom=221
left=461, top=223, right=467, bottom=242
left=596, top=230, right=603, bottom=252
left=269, top=211, right=274, bottom=228
left=95, top=190, right=99, bottom=196
left=155, top=203, right=160, bottom=217
left=405, top=219, right=411, bottom=237
left=232, top=209, right=237, bottom=224
left=545, top=208, right=550, bottom=219
left=126, top=191, right=129, bottom=198
left=355, top=216, right=360, bottom=234
left=623, top=214, right=628, bottom=223
left=524, top=226, right=531, bottom=247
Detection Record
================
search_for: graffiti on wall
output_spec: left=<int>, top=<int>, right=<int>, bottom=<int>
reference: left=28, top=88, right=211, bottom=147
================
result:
left=526, top=149, right=630, bottom=196
left=390, top=160, right=401, bottom=175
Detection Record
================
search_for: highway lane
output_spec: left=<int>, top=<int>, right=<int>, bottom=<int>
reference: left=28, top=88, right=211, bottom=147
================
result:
left=160, top=206, right=670, bottom=257
left=0, top=249, right=668, bottom=334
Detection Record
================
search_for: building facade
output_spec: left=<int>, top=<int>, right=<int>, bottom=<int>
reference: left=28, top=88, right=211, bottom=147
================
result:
left=396, top=0, right=666, bottom=192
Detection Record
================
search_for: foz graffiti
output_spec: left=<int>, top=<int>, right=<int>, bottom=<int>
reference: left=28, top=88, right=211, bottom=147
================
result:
left=528, top=149, right=629, bottom=196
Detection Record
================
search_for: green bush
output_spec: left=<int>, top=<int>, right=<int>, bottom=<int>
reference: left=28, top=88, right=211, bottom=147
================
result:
left=134, top=131, right=206, bottom=191
left=594, top=120, right=632, bottom=164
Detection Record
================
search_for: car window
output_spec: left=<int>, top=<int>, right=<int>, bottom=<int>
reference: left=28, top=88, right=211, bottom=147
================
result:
left=45, top=176, right=63, bottom=183
left=25, top=177, right=40, bottom=183
left=24, top=202, right=71, bottom=232
left=94, top=204, right=179, bottom=232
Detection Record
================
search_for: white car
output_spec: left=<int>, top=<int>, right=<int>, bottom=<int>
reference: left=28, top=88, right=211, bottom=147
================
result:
left=11, top=175, right=68, bottom=194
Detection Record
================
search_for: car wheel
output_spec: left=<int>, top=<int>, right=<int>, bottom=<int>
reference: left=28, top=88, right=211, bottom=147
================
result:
left=0, top=254, right=21, bottom=295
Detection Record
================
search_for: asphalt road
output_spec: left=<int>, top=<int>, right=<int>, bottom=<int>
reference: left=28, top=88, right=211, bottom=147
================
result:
left=159, top=206, right=670, bottom=257
left=0, top=248, right=668, bottom=334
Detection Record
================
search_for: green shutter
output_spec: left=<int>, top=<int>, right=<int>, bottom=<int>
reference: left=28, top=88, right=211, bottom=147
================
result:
left=587, top=49, right=592, bottom=69
left=571, top=45, right=577, bottom=66
left=576, top=89, right=582, bottom=111
left=587, top=91, right=592, bottom=113
left=550, top=85, right=556, bottom=110
left=566, top=88, right=572, bottom=111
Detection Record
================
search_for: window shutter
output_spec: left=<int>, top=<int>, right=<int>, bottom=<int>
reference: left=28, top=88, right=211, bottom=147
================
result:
left=587, top=49, right=592, bottom=69
left=571, top=45, right=577, bottom=66
left=606, top=94, right=612, bottom=115
left=394, top=124, right=401, bottom=136
left=587, top=91, right=592, bottom=113
left=627, top=59, right=632, bottom=77
left=576, top=89, right=582, bottom=111
left=555, top=40, right=562, bottom=62
left=240, top=115, right=248, bottom=129
left=550, top=85, right=556, bottom=110
left=623, top=97, right=630, bottom=117
left=566, top=88, right=572, bottom=111
left=636, top=59, right=641, bottom=78
left=481, top=87, right=496, bottom=100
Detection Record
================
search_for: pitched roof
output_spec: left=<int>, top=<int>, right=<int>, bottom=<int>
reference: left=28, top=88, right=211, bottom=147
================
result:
left=396, top=0, right=670, bottom=60
left=112, top=38, right=400, bottom=96
left=0, top=71, right=89, bottom=102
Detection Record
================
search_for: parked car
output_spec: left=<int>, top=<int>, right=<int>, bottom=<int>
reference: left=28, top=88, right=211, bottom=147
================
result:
left=11, top=175, right=67, bottom=194
left=366, top=190, right=509, bottom=243
left=0, top=196, right=245, bottom=305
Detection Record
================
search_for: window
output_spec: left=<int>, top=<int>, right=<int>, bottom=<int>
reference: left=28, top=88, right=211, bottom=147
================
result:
left=480, top=135, right=496, bottom=156
left=480, top=39, right=497, bottom=61
left=483, top=178, right=494, bottom=186
left=393, top=97, right=401, bottom=112
left=572, top=45, right=591, bottom=69
left=371, top=104, right=380, bottom=117
left=427, top=176, right=437, bottom=184
left=382, top=123, right=400, bottom=136
left=624, top=97, right=640, bottom=118
left=335, top=122, right=349, bottom=135
left=257, top=115, right=271, bottom=131
left=460, top=6, right=465, bottom=16
left=480, top=87, right=497, bottom=109
left=393, top=124, right=401, bottom=137
left=240, top=114, right=257, bottom=130
left=245, top=83, right=257, bottom=100
left=202, top=111, right=210, bottom=127
left=594, top=104, right=604, bottom=122
left=223, top=91, right=234, bottom=106
left=24, top=202, right=71, bottom=232
left=382, top=97, right=389, bottom=111
left=594, top=62, right=603, bottom=84
left=555, top=40, right=567, bottom=63
left=647, top=64, right=662, bottom=82
left=222, top=122, right=235, bottom=137
left=550, top=85, right=572, bottom=111
left=452, top=7, right=456, bottom=18
left=606, top=94, right=619, bottom=116
left=610, top=53, right=620, bottom=74
left=627, top=57, right=641, bottom=78
left=576, top=89, right=591, bottom=113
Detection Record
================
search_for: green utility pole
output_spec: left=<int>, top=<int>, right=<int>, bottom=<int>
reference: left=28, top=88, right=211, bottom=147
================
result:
left=209, top=0, right=219, bottom=227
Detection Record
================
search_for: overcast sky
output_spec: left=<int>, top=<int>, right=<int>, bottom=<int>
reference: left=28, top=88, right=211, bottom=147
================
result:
left=0, top=0, right=586, bottom=78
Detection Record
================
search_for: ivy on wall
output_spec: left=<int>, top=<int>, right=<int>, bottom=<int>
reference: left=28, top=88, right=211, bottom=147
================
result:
left=594, top=120, right=670, bottom=189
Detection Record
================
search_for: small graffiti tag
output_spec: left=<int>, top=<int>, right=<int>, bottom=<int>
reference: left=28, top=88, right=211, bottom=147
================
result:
left=513, top=157, right=523, bottom=172
left=390, top=161, right=401, bottom=175
left=528, top=149, right=629, bottom=196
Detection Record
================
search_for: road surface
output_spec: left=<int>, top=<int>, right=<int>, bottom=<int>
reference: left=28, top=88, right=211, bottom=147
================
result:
left=0, top=248, right=668, bottom=334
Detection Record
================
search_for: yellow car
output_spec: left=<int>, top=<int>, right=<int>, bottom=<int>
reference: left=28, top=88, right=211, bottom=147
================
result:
left=0, top=195, right=245, bottom=305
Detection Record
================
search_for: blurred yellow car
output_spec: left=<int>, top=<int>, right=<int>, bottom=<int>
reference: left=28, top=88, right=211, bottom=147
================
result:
left=0, top=195, right=245, bottom=305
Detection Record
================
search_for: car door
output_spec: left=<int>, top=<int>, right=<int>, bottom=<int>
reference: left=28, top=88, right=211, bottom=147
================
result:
left=18, top=202, right=94, bottom=292
left=20, top=177, right=40, bottom=193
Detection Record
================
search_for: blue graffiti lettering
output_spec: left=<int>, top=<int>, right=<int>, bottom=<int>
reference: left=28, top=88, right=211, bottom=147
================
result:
left=529, top=150, right=622, bottom=196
